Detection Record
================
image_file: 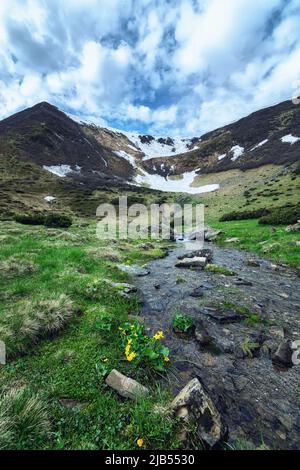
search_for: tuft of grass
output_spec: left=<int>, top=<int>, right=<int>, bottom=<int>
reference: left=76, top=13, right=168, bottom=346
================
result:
left=0, top=257, right=38, bottom=279
left=0, top=294, right=75, bottom=357
left=0, top=387, right=51, bottom=450
left=204, top=263, right=235, bottom=276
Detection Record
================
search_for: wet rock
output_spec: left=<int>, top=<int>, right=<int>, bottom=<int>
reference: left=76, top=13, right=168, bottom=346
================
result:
left=109, top=282, right=138, bottom=298
left=105, top=369, right=149, bottom=400
left=170, top=378, right=225, bottom=448
left=190, top=287, right=204, bottom=298
left=175, top=257, right=207, bottom=269
left=246, top=258, right=260, bottom=267
left=194, top=322, right=210, bottom=346
left=117, top=264, right=150, bottom=277
left=234, top=278, right=253, bottom=286
left=272, top=340, right=294, bottom=368
left=225, top=237, right=240, bottom=243
left=178, top=248, right=213, bottom=262
left=201, top=307, right=243, bottom=324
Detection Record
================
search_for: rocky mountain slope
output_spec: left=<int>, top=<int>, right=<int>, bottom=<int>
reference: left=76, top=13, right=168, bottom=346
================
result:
left=0, top=99, right=299, bottom=197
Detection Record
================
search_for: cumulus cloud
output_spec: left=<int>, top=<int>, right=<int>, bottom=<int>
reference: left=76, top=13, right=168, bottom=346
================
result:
left=0, top=0, right=299, bottom=136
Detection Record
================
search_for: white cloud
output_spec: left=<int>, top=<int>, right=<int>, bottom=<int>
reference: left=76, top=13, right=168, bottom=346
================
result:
left=0, top=0, right=299, bottom=136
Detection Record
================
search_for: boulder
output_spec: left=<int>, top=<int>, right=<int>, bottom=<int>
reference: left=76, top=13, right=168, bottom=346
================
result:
left=105, top=369, right=149, bottom=400
left=178, top=248, right=213, bottom=262
left=272, top=340, right=294, bottom=368
left=117, top=264, right=150, bottom=276
left=204, top=228, right=224, bottom=242
left=175, top=257, right=207, bottom=269
left=170, top=378, right=225, bottom=448
left=190, top=287, right=204, bottom=298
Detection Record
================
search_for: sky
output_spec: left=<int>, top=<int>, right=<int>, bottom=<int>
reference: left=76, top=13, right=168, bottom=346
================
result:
left=0, top=0, right=300, bottom=136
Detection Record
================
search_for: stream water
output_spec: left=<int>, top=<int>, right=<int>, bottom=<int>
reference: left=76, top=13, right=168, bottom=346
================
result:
left=135, top=242, right=300, bottom=449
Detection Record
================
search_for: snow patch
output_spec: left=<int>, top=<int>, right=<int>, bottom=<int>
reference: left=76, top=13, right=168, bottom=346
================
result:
left=218, top=153, right=227, bottom=161
left=134, top=170, right=219, bottom=194
left=230, top=145, right=244, bottom=161
left=44, top=196, right=56, bottom=202
left=114, top=150, right=137, bottom=168
left=251, top=139, right=268, bottom=151
left=122, top=132, right=198, bottom=160
left=43, top=165, right=73, bottom=177
left=281, top=134, right=300, bottom=145
left=43, top=164, right=81, bottom=177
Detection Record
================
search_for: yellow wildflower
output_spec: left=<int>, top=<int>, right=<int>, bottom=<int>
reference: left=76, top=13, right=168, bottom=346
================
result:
left=137, top=438, right=144, bottom=447
left=164, top=356, right=170, bottom=362
left=101, top=357, right=108, bottom=363
left=153, top=331, right=164, bottom=341
left=126, top=351, right=137, bottom=362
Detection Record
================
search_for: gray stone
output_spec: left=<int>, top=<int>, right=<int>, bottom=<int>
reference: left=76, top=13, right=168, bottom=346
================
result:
left=105, top=369, right=149, bottom=400
left=117, top=264, right=150, bottom=276
left=170, top=378, right=225, bottom=448
left=178, top=248, right=213, bottom=262
left=190, top=287, right=204, bottom=298
left=272, top=340, right=294, bottom=367
left=175, top=257, right=207, bottom=269
left=246, top=258, right=261, bottom=267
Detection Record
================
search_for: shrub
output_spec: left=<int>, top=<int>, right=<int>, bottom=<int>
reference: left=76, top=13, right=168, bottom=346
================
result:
left=14, top=214, right=45, bottom=225
left=44, top=213, right=72, bottom=228
left=172, top=313, right=194, bottom=333
left=0, top=388, right=50, bottom=450
left=259, top=204, right=300, bottom=225
left=119, top=322, right=170, bottom=372
left=220, top=208, right=270, bottom=222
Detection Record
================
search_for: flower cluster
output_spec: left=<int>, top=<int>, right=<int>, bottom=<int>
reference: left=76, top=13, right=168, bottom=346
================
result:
left=119, top=322, right=170, bottom=372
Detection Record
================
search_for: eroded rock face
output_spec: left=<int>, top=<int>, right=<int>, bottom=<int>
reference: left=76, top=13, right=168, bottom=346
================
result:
left=175, top=257, right=207, bottom=269
left=171, top=378, right=226, bottom=448
left=105, top=369, right=149, bottom=400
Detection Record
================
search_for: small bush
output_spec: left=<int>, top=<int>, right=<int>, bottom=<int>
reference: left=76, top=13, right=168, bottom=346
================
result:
left=259, top=204, right=300, bottom=225
left=220, top=208, right=270, bottom=222
left=44, top=213, right=72, bottom=228
left=14, top=214, right=45, bottom=225
left=172, top=313, right=194, bottom=333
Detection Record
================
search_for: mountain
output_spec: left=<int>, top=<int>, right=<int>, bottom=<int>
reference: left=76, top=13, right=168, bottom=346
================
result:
left=0, top=99, right=299, bottom=205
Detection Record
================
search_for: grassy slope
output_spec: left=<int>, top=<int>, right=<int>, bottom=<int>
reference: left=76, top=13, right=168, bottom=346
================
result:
left=190, top=164, right=300, bottom=267
left=0, top=221, right=179, bottom=450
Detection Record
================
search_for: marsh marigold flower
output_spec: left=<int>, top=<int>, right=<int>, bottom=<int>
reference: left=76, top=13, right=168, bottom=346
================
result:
left=137, top=438, right=144, bottom=447
left=153, top=331, right=164, bottom=341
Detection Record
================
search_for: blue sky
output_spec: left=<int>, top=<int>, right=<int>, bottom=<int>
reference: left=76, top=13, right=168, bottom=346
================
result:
left=0, top=0, right=300, bottom=136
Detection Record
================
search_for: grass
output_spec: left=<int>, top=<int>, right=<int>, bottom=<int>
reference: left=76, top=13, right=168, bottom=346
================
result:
left=211, top=219, right=300, bottom=267
left=204, top=263, right=235, bottom=276
left=0, top=221, right=179, bottom=450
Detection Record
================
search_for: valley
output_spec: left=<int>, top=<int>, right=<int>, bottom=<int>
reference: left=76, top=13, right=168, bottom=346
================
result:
left=0, top=99, right=299, bottom=451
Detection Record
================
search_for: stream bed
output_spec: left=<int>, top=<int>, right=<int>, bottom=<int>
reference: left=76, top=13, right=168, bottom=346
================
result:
left=135, top=242, right=300, bottom=449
